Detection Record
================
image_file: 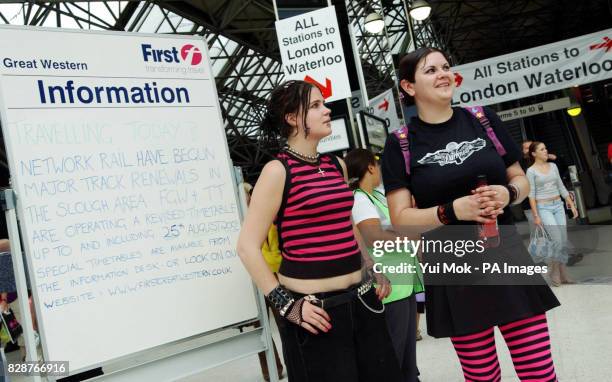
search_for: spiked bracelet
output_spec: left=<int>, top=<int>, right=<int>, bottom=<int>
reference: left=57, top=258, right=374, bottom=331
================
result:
left=266, top=284, right=295, bottom=317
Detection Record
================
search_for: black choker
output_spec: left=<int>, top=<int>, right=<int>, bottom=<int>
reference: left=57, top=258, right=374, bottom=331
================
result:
left=284, top=146, right=325, bottom=176
left=285, top=145, right=319, bottom=161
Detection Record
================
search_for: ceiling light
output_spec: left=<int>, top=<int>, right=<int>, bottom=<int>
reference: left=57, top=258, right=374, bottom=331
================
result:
left=409, top=0, right=432, bottom=21
left=566, top=106, right=582, bottom=117
left=365, top=12, right=385, bottom=34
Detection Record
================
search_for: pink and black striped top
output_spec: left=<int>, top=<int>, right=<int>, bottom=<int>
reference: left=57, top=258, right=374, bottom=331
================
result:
left=276, top=152, right=362, bottom=279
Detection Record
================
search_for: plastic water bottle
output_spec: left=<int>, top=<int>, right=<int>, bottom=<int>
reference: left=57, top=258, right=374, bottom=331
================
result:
left=476, top=175, right=500, bottom=248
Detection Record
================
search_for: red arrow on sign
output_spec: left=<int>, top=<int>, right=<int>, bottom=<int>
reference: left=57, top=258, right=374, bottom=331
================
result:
left=589, top=36, right=612, bottom=52
left=378, top=98, right=389, bottom=112
left=454, top=72, right=463, bottom=87
left=304, top=75, right=333, bottom=99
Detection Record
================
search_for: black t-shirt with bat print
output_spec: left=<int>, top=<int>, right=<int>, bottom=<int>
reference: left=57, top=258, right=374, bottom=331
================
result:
left=382, top=106, right=521, bottom=224
left=380, top=106, right=560, bottom=338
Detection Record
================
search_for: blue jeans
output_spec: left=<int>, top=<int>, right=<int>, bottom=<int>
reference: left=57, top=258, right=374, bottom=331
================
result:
left=536, top=199, right=569, bottom=264
left=277, top=287, right=402, bottom=382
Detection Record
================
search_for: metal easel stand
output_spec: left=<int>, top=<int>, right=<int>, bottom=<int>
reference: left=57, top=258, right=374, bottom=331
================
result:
left=1, top=189, right=41, bottom=382
left=1, top=343, right=11, bottom=381
left=92, top=328, right=272, bottom=382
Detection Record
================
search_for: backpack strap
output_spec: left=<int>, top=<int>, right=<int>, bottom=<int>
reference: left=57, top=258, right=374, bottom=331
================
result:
left=464, top=106, right=507, bottom=156
left=391, top=108, right=505, bottom=178
left=392, top=125, right=411, bottom=175
left=327, top=154, right=345, bottom=178
left=274, top=153, right=292, bottom=255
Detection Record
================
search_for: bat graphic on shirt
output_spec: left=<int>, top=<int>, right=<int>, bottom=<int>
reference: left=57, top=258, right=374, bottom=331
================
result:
left=417, top=138, right=486, bottom=166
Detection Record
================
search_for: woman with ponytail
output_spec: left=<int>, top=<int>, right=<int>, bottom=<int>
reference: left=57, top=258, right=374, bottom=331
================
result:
left=237, top=80, right=401, bottom=381
left=527, top=141, right=578, bottom=286
left=345, top=148, right=423, bottom=382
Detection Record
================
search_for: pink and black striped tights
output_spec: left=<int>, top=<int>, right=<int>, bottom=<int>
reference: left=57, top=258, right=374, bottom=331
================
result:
left=450, top=314, right=557, bottom=382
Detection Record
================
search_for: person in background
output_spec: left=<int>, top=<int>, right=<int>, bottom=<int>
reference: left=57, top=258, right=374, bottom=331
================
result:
left=415, top=294, right=425, bottom=341
left=242, top=183, right=285, bottom=381
left=345, top=148, right=424, bottom=382
left=527, top=142, right=579, bottom=286
left=522, top=140, right=556, bottom=169
left=0, top=239, right=22, bottom=355
left=521, top=140, right=583, bottom=266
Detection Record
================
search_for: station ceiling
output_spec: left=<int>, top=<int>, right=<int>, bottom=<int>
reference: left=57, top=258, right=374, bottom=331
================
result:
left=0, top=0, right=610, bottom=180
left=428, top=0, right=612, bottom=64
left=161, top=0, right=612, bottom=64
left=160, top=0, right=279, bottom=57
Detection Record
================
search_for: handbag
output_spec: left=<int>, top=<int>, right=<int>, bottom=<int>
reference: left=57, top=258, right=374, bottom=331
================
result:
left=528, top=225, right=553, bottom=263
left=0, top=308, right=23, bottom=344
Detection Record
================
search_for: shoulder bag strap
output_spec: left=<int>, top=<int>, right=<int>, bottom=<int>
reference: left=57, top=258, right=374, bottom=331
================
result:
left=354, top=188, right=390, bottom=220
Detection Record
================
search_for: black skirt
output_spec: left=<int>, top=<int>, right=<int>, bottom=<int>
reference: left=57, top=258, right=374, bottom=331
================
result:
left=421, top=224, right=560, bottom=338
left=425, top=284, right=560, bottom=338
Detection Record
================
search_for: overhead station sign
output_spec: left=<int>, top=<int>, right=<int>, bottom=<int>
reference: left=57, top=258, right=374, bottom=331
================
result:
left=498, top=97, right=571, bottom=121
left=318, top=118, right=350, bottom=153
left=452, top=28, right=612, bottom=107
left=275, top=6, right=351, bottom=102
left=368, top=89, right=402, bottom=131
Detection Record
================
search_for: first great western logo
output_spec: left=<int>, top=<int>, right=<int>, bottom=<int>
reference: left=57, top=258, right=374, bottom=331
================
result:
left=141, top=43, right=203, bottom=65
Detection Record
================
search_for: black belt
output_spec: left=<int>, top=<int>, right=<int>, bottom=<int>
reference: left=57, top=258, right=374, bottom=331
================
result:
left=298, top=279, right=373, bottom=310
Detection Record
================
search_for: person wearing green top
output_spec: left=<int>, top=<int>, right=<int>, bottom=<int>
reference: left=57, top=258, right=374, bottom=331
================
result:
left=345, top=149, right=424, bottom=382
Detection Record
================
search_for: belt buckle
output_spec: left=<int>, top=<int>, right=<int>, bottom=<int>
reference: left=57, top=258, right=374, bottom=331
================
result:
left=304, top=294, right=322, bottom=308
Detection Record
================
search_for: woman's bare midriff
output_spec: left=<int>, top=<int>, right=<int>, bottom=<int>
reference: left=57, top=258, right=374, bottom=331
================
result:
left=278, top=269, right=363, bottom=294
left=537, top=195, right=561, bottom=203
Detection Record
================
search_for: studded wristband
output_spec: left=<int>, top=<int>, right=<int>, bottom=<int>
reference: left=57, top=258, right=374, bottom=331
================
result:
left=266, top=284, right=295, bottom=317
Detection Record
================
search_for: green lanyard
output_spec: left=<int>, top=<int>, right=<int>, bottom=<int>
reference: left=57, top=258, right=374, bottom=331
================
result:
left=354, top=188, right=390, bottom=221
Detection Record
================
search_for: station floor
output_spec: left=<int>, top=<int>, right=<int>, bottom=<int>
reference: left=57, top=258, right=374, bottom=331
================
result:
left=185, top=287, right=611, bottom=382
left=191, top=220, right=612, bottom=382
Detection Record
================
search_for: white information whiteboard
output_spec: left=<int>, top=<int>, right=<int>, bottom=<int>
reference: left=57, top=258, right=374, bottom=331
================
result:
left=0, top=26, right=258, bottom=372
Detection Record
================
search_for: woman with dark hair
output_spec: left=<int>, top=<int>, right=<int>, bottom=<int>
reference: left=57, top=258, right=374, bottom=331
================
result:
left=237, top=80, right=401, bottom=381
left=345, top=148, right=423, bottom=382
left=527, top=141, right=578, bottom=286
left=381, top=47, right=561, bottom=381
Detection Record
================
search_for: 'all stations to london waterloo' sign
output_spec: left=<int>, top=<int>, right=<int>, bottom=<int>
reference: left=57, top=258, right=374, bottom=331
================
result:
left=276, top=6, right=351, bottom=103
left=452, top=28, right=612, bottom=106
